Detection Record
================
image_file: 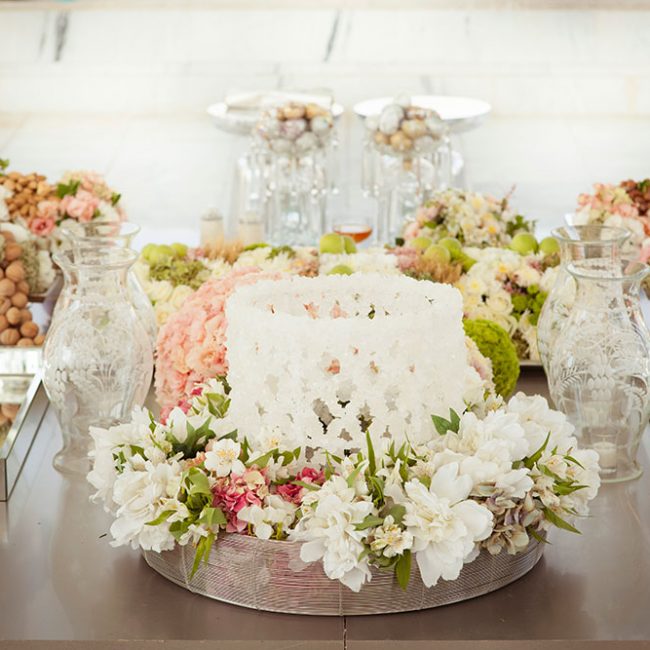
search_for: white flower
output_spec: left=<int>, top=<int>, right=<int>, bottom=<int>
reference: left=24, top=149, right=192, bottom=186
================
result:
left=239, top=495, right=297, bottom=539
left=204, top=438, right=245, bottom=477
left=109, top=459, right=186, bottom=553
left=370, top=515, right=413, bottom=558
left=148, top=280, right=174, bottom=304
left=289, top=475, right=376, bottom=592
left=169, top=284, right=194, bottom=309
left=400, top=463, right=493, bottom=587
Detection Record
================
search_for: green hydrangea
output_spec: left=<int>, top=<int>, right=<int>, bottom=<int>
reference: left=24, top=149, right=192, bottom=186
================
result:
left=149, top=259, right=210, bottom=290
left=463, top=318, right=520, bottom=398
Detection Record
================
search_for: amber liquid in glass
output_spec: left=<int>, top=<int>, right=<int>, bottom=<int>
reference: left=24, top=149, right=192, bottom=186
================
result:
left=333, top=223, right=372, bottom=243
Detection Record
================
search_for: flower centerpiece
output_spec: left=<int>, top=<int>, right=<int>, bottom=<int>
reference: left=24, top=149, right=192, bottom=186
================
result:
left=403, top=188, right=534, bottom=249
left=89, top=274, right=600, bottom=611
left=574, top=179, right=650, bottom=257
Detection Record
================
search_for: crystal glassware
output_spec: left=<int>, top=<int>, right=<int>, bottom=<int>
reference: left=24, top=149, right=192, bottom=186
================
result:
left=43, top=247, right=154, bottom=476
left=548, top=259, right=650, bottom=482
left=537, top=224, right=629, bottom=373
left=59, top=221, right=157, bottom=346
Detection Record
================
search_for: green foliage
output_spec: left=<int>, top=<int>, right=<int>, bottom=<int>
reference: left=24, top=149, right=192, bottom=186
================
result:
left=149, top=258, right=210, bottom=290
left=510, top=284, right=548, bottom=325
left=268, top=245, right=296, bottom=260
left=463, top=318, right=520, bottom=398
left=395, top=550, right=412, bottom=591
left=56, top=179, right=80, bottom=199
left=0, top=159, right=9, bottom=173
left=168, top=419, right=216, bottom=459
left=506, top=213, right=536, bottom=238
left=431, top=408, right=461, bottom=435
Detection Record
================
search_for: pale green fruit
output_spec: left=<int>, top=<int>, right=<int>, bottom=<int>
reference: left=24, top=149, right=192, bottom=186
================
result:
left=170, top=242, right=188, bottom=259
left=423, top=244, right=452, bottom=264
left=510, top=232, right=539, bottom=255
left=539, top=236, right=560, bottom=255
left=319, top=233, right=346, bottom=254
left=147, top=244, right=175, bottom=265
left=328, top=264, right=354, bottom=275
left=343, top=235, right=357, bottom=254
left=409, top=236, right=433, bottom=251
left=141, top=243, right=158, bottom=262
left=439, top=237, right=463, bottom=259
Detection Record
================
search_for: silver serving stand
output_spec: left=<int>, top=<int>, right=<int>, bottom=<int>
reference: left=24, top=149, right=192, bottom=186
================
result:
left=144, top=534, right=544, bottom=616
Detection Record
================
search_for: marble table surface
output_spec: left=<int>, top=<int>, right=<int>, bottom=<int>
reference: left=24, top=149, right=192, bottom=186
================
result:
left=0, top=368, right=648, bottom=648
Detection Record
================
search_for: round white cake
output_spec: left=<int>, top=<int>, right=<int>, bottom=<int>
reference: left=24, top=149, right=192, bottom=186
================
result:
left=225, top=274, right=481, bottom=455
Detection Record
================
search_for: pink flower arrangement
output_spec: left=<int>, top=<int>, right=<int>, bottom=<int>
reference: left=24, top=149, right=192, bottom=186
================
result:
left=29, top=216, right=56, bottom=237
left=212, top=467, right=270, bottom=533
left=154, top=268, right=280, bottom=411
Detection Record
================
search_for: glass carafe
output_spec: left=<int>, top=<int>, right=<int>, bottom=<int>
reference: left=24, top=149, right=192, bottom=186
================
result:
left=548, top=260, right=650, bottom=482
left=59, top=221, right=157, bottom=346
left=537, top=225, right=629, bottom=373
left=43, top=247, right=154, bottom=475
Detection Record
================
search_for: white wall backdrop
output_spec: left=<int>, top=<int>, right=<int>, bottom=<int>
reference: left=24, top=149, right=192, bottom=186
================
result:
left=0, top=1, right=649, bottom=241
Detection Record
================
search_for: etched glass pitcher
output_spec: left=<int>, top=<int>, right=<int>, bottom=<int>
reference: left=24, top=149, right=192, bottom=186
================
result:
left=43, top=247, right=153, bottom=475
left=537, top=224, right=629, bottom=373
left=548, top=260, right=650, bottom=482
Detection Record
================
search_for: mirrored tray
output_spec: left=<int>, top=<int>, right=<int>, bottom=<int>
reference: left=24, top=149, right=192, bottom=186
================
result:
left=0, top=374, right=48, bottom=501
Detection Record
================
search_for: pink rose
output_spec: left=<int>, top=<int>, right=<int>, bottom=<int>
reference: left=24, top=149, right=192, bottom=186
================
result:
left=29, top=216, right=56, bottom=237
left=60, top=190, right=99, bottom=223
left=37, top=200, right=61, bottom=221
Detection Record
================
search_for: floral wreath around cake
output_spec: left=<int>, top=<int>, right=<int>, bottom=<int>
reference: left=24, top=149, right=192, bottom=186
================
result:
left=89, top=275, right=600, bottom=594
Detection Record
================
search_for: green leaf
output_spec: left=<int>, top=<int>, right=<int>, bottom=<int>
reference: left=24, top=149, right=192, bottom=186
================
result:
left=387, top=504, right=406, bottom=526
left=0, top=159, right=9, bottom=172
left=449, top=409, right=461, bottom=433
left=291, top=480, right=320, bottom=491
left=186, top=468, right=212, bottom=496
left=170, top=418, right=216, bottom=459
left=523, top=432, right=551, bottom=470
left=146, top=510, right=175, bottom=526
left=527, top=527, right=550, bottom=545
left=365, top=430, right=376, bottom=475
left=543, top=507, right=581, bottom=534
left=218, top=430, right=238, bottom=442
left=395, top=550, right=412, bottom=591
left=431, top=409, right=460, bottom=435
left=110, top=192, right=121, bottom=206
left=346, top=464, right=364, bottom=489
left=554, top=483, right=587, bottom=496
left=564, top=454, right=585, bottom=470
left=354, top=514, right=385, bottom=531
left=198, top=506, right=227, bottom=528
left=247, top=448, right=277, bottom=469
left=56, top=179, right=80, bottom=199
left=268, top=245, right=296, bottom=260
left=190, top=532, right=215, bottom=578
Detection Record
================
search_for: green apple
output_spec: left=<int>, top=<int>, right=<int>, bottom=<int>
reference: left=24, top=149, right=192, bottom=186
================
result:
left=171, top=242, right=188, bottom=259
left=146, top=244, right=175, bottom=265
left=539, top=236, right=560, bottom=255
left=509, top=233, right=538, bottom=255
left=141, top=243, right=158, bottom=263
left=328, top=264, right=354, bottom=275
left=343, top=235, right=357, bottom=254
left=439, top=237, right=463, bottom=259
left=408, top=236, right=433, bottom=251
left=319, top=233, right=346, bottom=254
left=423, top=244, right=451, bottom=264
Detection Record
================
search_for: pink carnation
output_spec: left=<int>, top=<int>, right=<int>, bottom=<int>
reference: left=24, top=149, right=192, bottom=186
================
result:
left=154, top=268, right=280, bottom=410
left=29, top=216, right=56, bottom=237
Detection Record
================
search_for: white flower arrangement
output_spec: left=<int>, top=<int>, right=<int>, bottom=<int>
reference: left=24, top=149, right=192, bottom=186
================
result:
left=405, top=188, right=533, bottom=248
left=89, top=379, right=600, bottom=593
left=455, top=247, right=559, bottom=360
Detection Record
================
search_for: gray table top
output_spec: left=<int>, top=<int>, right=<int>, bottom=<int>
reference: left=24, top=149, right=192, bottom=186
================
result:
left=0, top=367, right=648, bottom=647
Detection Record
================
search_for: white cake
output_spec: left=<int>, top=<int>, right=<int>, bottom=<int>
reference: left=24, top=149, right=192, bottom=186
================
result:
left=225, top=274, right=480, bottom=455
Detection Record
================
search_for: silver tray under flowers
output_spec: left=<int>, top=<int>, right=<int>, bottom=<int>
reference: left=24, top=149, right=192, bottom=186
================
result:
left=143, top=533, right=544, bottom=616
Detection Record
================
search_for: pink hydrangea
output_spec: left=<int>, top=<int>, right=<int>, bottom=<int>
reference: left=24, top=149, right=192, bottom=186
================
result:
left=154, top=267, right=280, bottom=410
left=212, top=468, right=269, bottom=533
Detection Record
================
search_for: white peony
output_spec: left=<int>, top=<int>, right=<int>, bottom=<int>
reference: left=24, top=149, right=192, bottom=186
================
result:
left=203, top=438, right=245, bottom=477
left=289, top=475, right=376, bottom=592
left=399, top=463, right=493, bottom=587
left=109, top=459, right=186, bottom=552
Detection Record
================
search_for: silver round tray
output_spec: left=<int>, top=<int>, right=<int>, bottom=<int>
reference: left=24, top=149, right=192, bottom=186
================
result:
left=143, top=534, right=544, bottom=615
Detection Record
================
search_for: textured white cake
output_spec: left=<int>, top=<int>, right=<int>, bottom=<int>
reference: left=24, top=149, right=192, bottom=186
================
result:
left=225, top=274, right=480, bottom=455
